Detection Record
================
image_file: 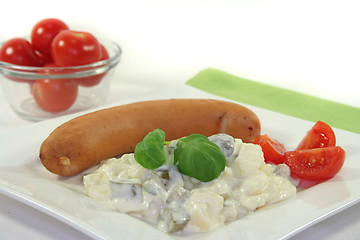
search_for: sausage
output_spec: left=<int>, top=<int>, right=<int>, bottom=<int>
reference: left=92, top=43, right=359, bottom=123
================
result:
left=39, top=99, right=261, bottom=176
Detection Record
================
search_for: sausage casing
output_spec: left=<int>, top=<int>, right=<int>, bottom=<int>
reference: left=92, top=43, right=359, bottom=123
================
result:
left=39, top=99, right=261, bottom=176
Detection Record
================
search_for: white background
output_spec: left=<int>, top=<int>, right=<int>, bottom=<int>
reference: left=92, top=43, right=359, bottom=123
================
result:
left=0, top=0, right=359, bottom=239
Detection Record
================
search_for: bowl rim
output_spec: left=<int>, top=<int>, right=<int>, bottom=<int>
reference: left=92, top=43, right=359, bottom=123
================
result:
left=0, top=39, right=122, bottom=71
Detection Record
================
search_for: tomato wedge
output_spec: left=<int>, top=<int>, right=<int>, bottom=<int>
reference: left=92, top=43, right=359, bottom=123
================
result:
left=297, top=121, right=336, bottom=150
left=254, top=135, right=286, bottom=164
left=284, top=146, right=345, bottom=181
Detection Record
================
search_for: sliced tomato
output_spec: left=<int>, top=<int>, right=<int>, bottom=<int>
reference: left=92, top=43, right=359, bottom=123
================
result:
left=254, top=134, right=286, bottom=164
left=284, top=146, right=345, bottom=181
left=297, top=121, right=336, bottom=150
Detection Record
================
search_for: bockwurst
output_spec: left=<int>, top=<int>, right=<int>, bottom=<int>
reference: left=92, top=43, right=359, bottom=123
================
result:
left=39, top=99, right=261, bottom=176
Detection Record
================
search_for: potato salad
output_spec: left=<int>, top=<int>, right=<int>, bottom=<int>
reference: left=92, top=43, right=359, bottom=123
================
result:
left=83, top=133, right=297, bottom=233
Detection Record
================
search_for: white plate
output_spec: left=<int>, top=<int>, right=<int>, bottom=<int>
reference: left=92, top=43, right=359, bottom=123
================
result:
left=0, top=84, right=359, bottom=240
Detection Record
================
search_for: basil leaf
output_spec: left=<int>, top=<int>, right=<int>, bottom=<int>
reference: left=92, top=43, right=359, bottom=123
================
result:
left=134, top=129, right=166, bottom=169
left=174, top=134, right=226, bottom=182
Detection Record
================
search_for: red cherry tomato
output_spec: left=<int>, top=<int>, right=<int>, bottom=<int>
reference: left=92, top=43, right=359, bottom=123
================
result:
left=284, top=146, right=345, bottom=181
left=0, top=38, right=43, bottom=67
left=78, top=44, right=110, bottom=87
left=100, top=44, right=110, bottom=59
left=31, top=18, right=69, bottom=56
left=254, top=135, right=286, bottom=164
left=0, top=38, right=43, bottom=83
left=51, top=30, right=101, bottom=67
left=32, top=63, right=78, bottom=112
left=36, top=51, right=53, bottom=66
left=297, top=121, right=336, bottom=150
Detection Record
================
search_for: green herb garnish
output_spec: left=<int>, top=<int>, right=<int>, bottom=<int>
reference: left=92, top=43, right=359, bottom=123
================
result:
left=174, top=134, right=226, bottom=182
left=134, top=129, right=166, bottom=169
left=134, top=129, right=226, bottom=182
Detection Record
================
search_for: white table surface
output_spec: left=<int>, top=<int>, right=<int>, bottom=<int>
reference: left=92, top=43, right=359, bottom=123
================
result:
left=0, top=0, right=359, bottom=239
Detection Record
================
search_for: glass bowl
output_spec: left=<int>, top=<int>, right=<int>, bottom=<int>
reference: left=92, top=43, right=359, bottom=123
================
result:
left=0, top=40, right=121, bottom=121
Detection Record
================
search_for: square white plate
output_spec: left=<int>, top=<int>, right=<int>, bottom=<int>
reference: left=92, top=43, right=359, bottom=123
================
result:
left=0, top=84, right=359, bottom=240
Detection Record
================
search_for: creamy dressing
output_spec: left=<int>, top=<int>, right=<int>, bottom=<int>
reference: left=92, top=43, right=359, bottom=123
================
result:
left=83, top=134, right=297, bottom=233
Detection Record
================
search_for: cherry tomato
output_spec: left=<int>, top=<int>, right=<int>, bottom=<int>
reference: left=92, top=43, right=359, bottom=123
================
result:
left=31, top=18, right=69, bottom=56
left=78, top=44, right=110, bottom=87
left=51, top=30, right=101, bottom=67
left=254, top=134, right=286, bottom=164
left=284, top=146, right=345, bottom=181
left=36, top=51, right=53, bottom=66
left=297, top=121, right=336, bottom=150
left=0, top=38, right=43, bottom=67
left=32, top=63, right=78, bottom=112
left=0, top=38, right=43, bottom=83
left=100, top=44, right=110, bottom=59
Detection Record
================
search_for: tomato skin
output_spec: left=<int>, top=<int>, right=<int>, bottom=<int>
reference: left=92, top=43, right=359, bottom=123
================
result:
left=78, top=44, right=110, bottom=87
left=36, top=51, right=53, bottom=66
left=0, top=38, right=43, bottom=67
left=284, top=146, right=345, bottom=181
left=51, top=30, right=101, bottom=67
left=0, top=38, right=43, bottom=83
left=32, top=63, right=78, bottom=112
left=101, top=44, right=110, bottom=58
left=254, top=134, right=286, bottom=164
left=297, top=121, right=336, bottom=150
left=33, top=78, right=78, bottom=112
left=31, top=18, right=69, bottom=55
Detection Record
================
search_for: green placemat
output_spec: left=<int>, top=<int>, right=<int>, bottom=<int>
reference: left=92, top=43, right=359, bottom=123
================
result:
left=186, top=68, right=360, bottom=134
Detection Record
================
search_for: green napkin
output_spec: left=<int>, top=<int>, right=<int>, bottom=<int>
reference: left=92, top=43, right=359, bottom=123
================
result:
left=186, top=68, right=360, bottom=134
